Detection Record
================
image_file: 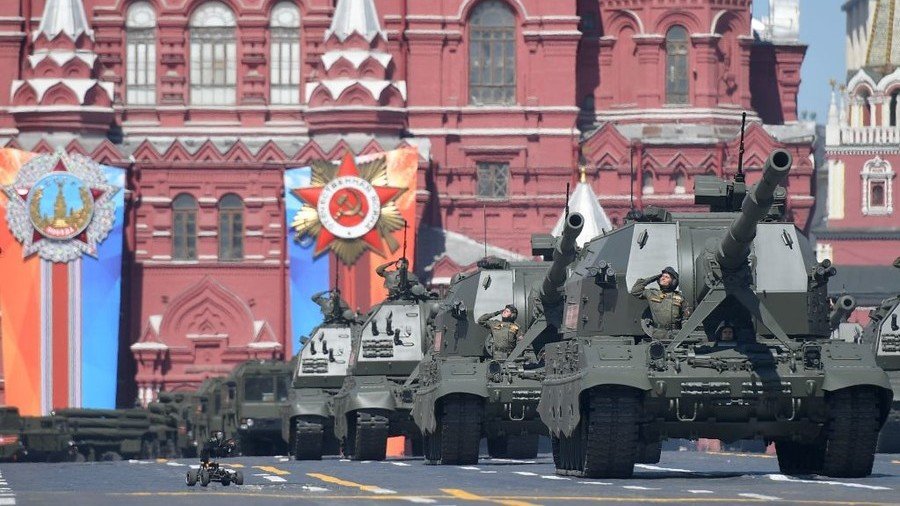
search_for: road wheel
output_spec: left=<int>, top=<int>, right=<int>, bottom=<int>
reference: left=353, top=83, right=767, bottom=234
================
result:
left=579, top=387, right=640, bottom=478
left=221, top=474, right=231, bottom=486
left=199, top=468, right=211, bottom=487
left=233, top=470, right=244, bottom=485
left=431, top=394, right=483, bottom=465
left=776, top=440, right=824, bottom=475
left=350, top=410, right=389, bottom=461
left=294, top=417, right=324, bottom=461
left=551, top=435, right=561, bottom=469
left=820, top=387, right=882, bottom=478
left=185, top=469, right=198, bottom=486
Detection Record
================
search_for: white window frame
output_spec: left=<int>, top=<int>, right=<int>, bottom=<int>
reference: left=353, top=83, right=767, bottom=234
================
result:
left=126, top=2, right=157, bottom=105
left=269, top=2, right=301, bottom=105
left=190, top=2, right=237, bottom=106
left=861, top=156, right=894, bottom=215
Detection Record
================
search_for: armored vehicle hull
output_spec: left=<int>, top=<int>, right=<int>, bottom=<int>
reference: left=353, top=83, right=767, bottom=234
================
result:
left=53, top=408, right=153, bottom=460
left=282, top=323, right=355, bottom=460
left=0, top=407, right=23, bottom=461
left=19, top=416, right=77, bottom=462
left=860, top=283, right=900, bottom=453
left=333, top=299, right=434, bottom=460
left=220, top=360, right=293, bottom=456
left=539, top=150, right=892, bottom=478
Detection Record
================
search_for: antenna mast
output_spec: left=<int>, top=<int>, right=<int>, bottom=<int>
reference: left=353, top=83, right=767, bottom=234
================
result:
left=564, top=182, right=571, bottom=222
left=736, top=111, right=747, bottom=183
left=402, top=219, right=408, bottom=260
left=482, top=204, right=488, bottom=260
left=629, top=145, right=636, bottom=211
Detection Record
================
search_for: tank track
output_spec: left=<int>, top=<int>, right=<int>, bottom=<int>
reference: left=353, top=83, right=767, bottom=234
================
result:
left=350, top=411, right=389, bottom=461
left=776, top=387, right=882, bottom=478
left=293, top=417, right=325, bottom=461
left=425, top=395, right=482, bottom=465
left=553, top=387, right=640, bottom=478
left=877, top=418, right=900, bottom=453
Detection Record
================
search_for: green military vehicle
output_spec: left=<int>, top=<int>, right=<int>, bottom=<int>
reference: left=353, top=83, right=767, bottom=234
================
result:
left=0, top=407, right=23, bottom=461
left=538, top=148, right=892, bottom=478
left=19, top=415, right=77, bottom=462
left=152, top=391, right=198, bottom=457
left=281, top=290, right=359, bottom=460
left=189, top=377, right=227, bottom=451
left=860, top=257, right=900, bottom=453
left=332, top=261, right=438, bottom=460
left=412, top=213, right=584, bottom=465
left=220, top=360, right=293, bottom=456
left=53, top=408, right=154, bottom=460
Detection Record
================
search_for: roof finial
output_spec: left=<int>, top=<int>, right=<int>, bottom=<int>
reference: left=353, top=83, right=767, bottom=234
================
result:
left=579, top=164, right=587, bottom=184
left=35, top=0, right=92, bottom=41
left=326, top=0, right=385, bottom=42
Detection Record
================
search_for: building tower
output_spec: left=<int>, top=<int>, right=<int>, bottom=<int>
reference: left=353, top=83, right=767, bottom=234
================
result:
left=821, top=0, right=900, bottom=318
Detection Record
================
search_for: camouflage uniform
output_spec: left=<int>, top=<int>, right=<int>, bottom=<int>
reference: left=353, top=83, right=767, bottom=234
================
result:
left=477, top=310, right=521, bottom=358
left=630, top=273, right=687, bottom=338
left=376, top=259, right=423, bottom=299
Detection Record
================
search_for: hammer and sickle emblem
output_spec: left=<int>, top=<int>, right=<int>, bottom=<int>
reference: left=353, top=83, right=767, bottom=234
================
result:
left=334, top=191, right=363, bottom=219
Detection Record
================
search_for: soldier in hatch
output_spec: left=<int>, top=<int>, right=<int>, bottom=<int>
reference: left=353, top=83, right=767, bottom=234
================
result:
left=375, top=257, right=426, bottom=299
left=477, top=304, right=522, bottom=359
left=199, top=431, right=234, bottom=465
left=630, top=266, right=689, bottom=339
left=713, top=321, right=737, bottom=347
left=311, top=290, right=351, bottom=322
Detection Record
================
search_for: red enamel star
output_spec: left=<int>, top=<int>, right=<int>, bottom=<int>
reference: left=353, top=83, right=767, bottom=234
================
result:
left=292, top=154, right=402, bottom=257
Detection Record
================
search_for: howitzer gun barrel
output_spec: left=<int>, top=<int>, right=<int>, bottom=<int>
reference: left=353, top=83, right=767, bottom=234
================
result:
left=540, top=212, right=584, bottom=306
left=718, top=149, right=792, bottom=271
left=829, top=295, right=857, bottom=330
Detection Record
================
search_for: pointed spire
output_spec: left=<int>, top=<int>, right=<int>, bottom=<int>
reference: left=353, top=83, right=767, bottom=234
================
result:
left=35, top=0, right=92, bottom=41
left=827, top=81, right=838, bottom=127
left=551, top=173, right=612, bottom=247
left=326, top=0, right=384, bottom=42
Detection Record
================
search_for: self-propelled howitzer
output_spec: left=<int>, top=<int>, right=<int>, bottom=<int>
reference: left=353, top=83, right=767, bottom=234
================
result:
left=412, top=212, right=584, bottom=465
left=538, top=149, right=892, bottom=479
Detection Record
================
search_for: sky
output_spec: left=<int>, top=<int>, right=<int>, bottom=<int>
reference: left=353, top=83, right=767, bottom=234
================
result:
left=753, top=0, right=846, bottom=124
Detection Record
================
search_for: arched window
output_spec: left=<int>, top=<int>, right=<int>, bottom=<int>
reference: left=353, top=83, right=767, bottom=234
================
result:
left=890, top=90, right=899, bottom=127
left=642, top=170, right=655, bottom=195
left=270, top=2, right=301, bottom=105
left=172, top=194, right=198, bottom=260
left=861, top=156, right=894, bottom=215
left=858, top=89, right=872, bottom=127
left=674, top=171, right=687, bottom=194
left=469, top=0, right=516, bottom=105
left=126, top=2, right=156, bottom=104
left=190, top=2, right=237, bottom=105
left=665, top=25, right=689, bottom=105
left=218, top=194, right=243, bottom=261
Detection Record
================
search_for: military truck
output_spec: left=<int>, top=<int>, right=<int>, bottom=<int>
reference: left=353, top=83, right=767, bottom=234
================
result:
left=860, top=257, right=900, bottom=453
left=152, top=391, right=198, bottom=457
left=412, top=213, right=584, bottom=465
left=19, top=415, right=77, bottom=462
left=220, top=360, right=293, bottom=456
left=332, top=263, right=438, bottom=460
left=53, top=408, right=153, bottom=460
left=281, top=290, right=359, bottom=460
left=0, top=407, right=22, bottom=461
left=188, top=377, right=226, bottom=452
left=538, top=148, right=892, bottom=478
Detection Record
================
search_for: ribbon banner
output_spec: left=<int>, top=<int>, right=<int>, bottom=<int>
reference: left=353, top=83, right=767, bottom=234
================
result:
left=0, top=149, right=124, bottom=414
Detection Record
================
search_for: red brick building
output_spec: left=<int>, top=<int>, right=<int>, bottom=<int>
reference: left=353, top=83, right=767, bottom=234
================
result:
left=0, top=0, right=814, bottom=405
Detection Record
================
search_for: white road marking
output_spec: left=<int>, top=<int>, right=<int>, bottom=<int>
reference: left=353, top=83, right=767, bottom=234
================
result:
left=622, top=486, right=660, bottom=491
left=512, top=471, right=538, bottom=476
left=458, top=466, right=480, bottom=470
left=0, top=498, right=14, bottom=505
left=489, top=458, right=536, bottom=464
left=404, top=498, right=437, bottom=504
left=688, top=490, right=714, bottom=494
left=301, top=486, right=329, bottom=492
left=738, top=493, right=782, bottom=501
left=767, top=474, right=891, bottom=490
left=578, top=481, right=612, bottom=485
left=166, top=462, right=186, bottom=467
left=541, top=475, right=569, bottom=480
left=635, top=464, right=693, bottom=473
left=390, top=462, right=412, bottom=467
left=371, top=488, right=397, bottom=495
left=479, top=471, right=498, bottom=474
left=262, top=476, right=287, bottom=483
left=189, top=464, right=200, bottom=469
left=277, top=458, right=289, bottom=463
left=339, top=459, right=351, bottom=462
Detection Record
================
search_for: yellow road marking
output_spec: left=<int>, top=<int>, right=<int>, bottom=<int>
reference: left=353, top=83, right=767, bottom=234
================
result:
left=705, top=451, right=775, bottom=459
left=155, top=458, right=168, bottom=463
left=307, top=472, right=396, bottom=494
left=253, top=465, right=289, bottom=476
left=442, top=488, right=539, bottom=506
left=222, top=463, right=244, bottom=469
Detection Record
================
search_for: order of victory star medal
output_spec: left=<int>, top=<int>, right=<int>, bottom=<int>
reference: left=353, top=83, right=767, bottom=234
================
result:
left=290, top=154, right=406, bottom=266
left=2, top=152, right=119, bottom=262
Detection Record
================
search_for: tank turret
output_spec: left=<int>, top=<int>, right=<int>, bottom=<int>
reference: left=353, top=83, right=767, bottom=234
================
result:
left=717, top=150, right=792, bottom=272
left=829, top=295, right=857, bottom=330
left=540, top=213, right=584, bottom=306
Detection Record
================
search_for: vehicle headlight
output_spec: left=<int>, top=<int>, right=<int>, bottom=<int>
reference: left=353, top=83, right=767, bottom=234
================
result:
left=245, top=418, right=254, bottom=427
